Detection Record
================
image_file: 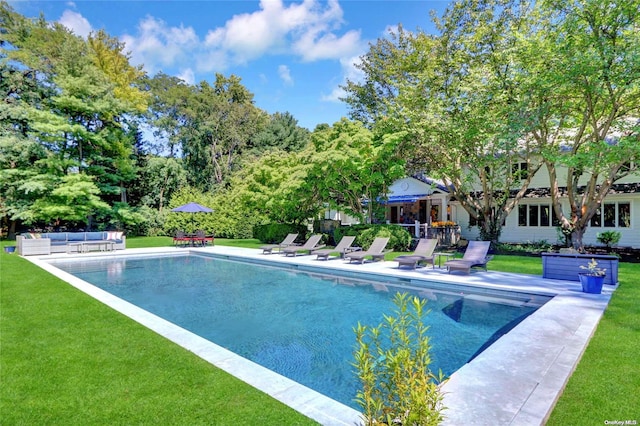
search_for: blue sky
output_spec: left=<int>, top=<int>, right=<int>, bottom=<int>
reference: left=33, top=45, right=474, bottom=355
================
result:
left=11, top=1, right=450, bottom=130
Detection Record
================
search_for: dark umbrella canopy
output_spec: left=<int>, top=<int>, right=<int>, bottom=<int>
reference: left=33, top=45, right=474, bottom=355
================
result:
left=171, top=202, right=213, bottom=213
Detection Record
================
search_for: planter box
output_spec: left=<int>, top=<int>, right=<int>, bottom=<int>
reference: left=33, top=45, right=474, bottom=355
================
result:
left=542, top=252, right=618, bottom=285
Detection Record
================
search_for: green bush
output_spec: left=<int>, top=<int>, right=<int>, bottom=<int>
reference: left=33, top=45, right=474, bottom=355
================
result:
left=253, top=223, right=308, bottom=244
left=353, top=293, right=446, bottom=425
left=334, top=224, right=411, bottom=251
left=596, top=231, right=621, bottom=248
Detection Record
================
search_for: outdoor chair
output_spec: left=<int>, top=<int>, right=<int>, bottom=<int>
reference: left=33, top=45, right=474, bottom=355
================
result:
left=194, top=230, right=214, bottom=246
left=173, top=230, right=189, bottom=247
left=395, top=238, right=438, bottom=269
left=344, top=237, right=390, bottom=264
left=282, top=234, right=325, bottom=257
left=445, top=240, right=493, bottom=274
left=260, top=233, right=299, bottom=254
left=312, top=236, right=357, bottom=260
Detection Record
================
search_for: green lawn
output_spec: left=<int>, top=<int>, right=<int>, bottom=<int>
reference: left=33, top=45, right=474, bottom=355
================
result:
left=1, top=238, right=638, bottom=424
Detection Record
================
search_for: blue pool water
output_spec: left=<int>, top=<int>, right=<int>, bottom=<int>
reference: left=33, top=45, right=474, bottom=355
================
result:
left=52, top=254, right=549, bottom=409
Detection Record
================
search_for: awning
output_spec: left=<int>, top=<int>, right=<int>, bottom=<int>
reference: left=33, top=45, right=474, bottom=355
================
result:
left=379, top=194, right=430, bottom=204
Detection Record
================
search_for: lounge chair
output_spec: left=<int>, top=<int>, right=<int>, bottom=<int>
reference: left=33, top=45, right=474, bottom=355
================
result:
left=445, top=241, right=493, bottom=274
left=260, top=233, right=299, bottom=254
left=344, top=237, right=390, bottom=264
left=395, top=238, right=438, bottom=269
left=282, top=234, right=325, bottom=257
left=312, top=236, right=357, bottom=260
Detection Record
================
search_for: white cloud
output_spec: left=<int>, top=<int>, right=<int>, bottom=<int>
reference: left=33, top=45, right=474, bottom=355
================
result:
left=177, top=68, right=195, bottom=85
left=121, top=16, right=200, bottom=75
left=202, top=0, right=361, bottom=65
left=278, top=65, right=294, bottom=86
left=58, top=10, right=92, bottom=38
left=322, top=55, right=364, bottom=102
left=53, top=1, right=365, bottom=88
left=293, top=28, right=362, bottom=62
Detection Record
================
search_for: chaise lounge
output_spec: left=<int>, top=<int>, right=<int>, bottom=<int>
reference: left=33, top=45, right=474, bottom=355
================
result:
left=344, top=237, right=390, bottom=264
left=312, top=236, right=357, bottom=260
left=395, top=238, right=438, bottom=269
left=260, top=233, right=299, bottom=254
left=445, top=240, right=493, bottom=274
left=282, top=234, right=325, bottom=257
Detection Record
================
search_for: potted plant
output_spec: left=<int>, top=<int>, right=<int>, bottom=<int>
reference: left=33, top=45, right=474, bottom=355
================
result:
left=578, top=258, right=606, bottom=294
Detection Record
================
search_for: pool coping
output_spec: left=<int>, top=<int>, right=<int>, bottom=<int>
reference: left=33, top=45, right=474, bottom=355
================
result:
left=26, top=246, right=615, bottom=426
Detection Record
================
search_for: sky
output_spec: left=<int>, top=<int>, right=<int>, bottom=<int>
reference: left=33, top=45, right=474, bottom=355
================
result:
left=11, top=1, right=451, bottom=130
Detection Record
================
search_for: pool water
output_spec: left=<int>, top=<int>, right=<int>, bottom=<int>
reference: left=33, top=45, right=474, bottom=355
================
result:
left=52, top=254, right=549, bottom=409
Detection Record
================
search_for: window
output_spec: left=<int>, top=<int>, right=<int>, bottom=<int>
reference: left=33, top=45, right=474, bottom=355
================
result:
left=589, top=202, right=630, bottom=228
left=518, top=204, right=553, bottom=227
left=619, top=203, right=631, bottom=227
left=512, top=162, right=529, bottom=180
left=518, top=205, right=527, bottom=226
left=529, top=204, right=539, bottom=226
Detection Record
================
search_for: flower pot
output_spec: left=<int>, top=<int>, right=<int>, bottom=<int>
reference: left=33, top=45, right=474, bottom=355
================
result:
left=578, top=273, right=604, bottom=294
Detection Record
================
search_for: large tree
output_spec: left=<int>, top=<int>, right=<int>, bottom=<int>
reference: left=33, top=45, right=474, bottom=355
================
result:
left=342, top=1, right=544, bottom=244
left=180, top=74, right=267, bottom=191
left=527, top=0, right=640, bottom=249
left=1, top=2, right=148, bottom=230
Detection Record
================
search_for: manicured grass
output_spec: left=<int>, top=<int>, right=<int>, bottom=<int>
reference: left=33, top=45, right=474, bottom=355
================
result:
left=0, top=241, right=317, bottom=425
left=1, top=238, right=638, bottom=424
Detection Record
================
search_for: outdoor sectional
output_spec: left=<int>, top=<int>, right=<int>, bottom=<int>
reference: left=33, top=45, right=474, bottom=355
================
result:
left=17, top=231, right=126, bottom=255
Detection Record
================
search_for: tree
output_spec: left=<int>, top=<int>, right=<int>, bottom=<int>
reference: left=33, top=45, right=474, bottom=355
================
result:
left=144, top=72, right=193, bottom=157
left=530, top=0, right=640, bottom=249
left=247, top=111, right=310, bottom=155
left=342, top=3, right=544, bottom=244
left=180, top=74, right=267, bottom=191
left=1, top=3, right=149, bottom=229
left=305, top=119, right=405, bottom=223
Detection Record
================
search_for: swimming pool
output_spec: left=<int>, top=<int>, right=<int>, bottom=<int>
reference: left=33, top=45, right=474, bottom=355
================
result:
left=51, top=253, right=550, bottom=409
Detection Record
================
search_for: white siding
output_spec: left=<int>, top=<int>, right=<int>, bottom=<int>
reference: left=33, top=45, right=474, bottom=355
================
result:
left=452, top=195, right=640, bottom=248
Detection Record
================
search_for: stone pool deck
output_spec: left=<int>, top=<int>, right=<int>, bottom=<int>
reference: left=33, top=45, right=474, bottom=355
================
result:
left=27, top=246, right=615, bottom=426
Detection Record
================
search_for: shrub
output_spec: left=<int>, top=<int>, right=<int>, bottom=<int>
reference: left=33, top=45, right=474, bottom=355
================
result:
left=334, top=224, right=411, bottom=251
left=253, top=223, right=308, bottom=244
left=353, top=293, right=446, bottom=425
left=596, top=231, right=621, bottom=248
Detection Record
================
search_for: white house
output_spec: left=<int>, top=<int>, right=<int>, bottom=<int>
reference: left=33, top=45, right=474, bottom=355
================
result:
left=383, top=167, right=640, bottom=249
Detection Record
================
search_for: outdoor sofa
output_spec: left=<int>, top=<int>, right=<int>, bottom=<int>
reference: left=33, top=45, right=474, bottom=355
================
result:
left=17, top=231, right=126, bottom=255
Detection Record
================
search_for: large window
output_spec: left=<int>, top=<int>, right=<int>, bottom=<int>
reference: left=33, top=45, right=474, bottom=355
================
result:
left=518, top=204, right=556, bottom=227
left=590, top=202, right=631, bottom=228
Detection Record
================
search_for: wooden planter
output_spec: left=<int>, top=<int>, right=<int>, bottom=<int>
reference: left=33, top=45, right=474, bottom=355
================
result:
left=542, top=252, right=618, bottom=285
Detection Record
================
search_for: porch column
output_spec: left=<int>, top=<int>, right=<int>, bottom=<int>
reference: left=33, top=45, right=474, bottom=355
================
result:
left=442, top=197, right=449, bottom=221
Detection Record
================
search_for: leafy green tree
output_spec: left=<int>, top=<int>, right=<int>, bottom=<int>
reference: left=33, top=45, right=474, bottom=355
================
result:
left=180, top=74, right=268, bottom=191
left=248, top=111, right=310, bottom=155
left=1, top=3, right=149, bottom=230
left=144, top=72, right=193, bottom=157
left=306, top=119, right=405, bottom=223
left=30, top=173, right=110, bottom=226
left=137, top=156, right=187, bottom=213
left=528, top=0, right=640, bottom=249
left=341, top=2, right=540, bottom=244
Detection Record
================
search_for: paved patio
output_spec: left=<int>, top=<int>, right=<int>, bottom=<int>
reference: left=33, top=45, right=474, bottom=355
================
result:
left=27, top=246, right=615, bottom=426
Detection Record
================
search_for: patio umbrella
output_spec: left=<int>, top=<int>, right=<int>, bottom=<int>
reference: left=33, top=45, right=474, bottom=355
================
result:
left=171, top=202, right=214, bottom=213
left=171, top=202, right=214, bottom=233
